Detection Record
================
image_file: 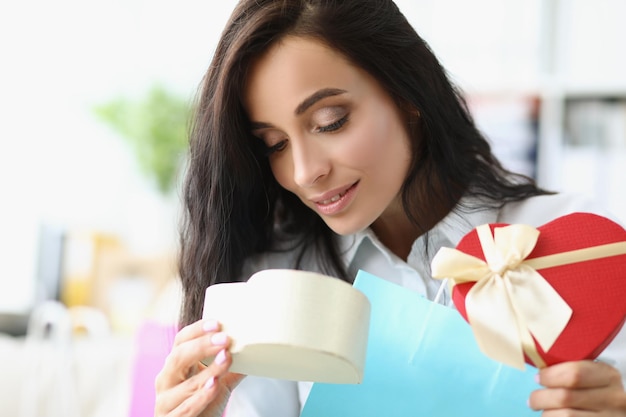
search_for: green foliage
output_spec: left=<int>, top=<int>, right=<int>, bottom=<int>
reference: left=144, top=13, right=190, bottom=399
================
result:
left=94, top=85, right=191, bottom=194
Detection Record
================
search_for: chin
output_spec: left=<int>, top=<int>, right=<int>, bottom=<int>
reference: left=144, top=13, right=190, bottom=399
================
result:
left=323, top=218, right=370, bottom=236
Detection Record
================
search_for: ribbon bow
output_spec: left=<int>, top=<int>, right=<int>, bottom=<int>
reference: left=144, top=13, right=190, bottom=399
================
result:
left=431, top=224, right=572, bottom=370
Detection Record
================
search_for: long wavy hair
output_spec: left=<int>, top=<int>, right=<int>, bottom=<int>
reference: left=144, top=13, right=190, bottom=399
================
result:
left=178, top=0, right=549, bottom=326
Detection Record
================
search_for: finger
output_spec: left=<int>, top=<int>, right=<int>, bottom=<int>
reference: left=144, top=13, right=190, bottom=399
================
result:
left=156, top=349, right=238, bottom=417
left=172, top=319, right=221, bottom=347
left=166, top=391, right=218, bottom=417
left=538, top=360, right=622, bottom=389
left=155, top=373, right=218, bottom=417
left=158, top=349, right=245, bottom=416
left=529, top=386, right=612, bottom=411
left=155, top=330, right=231, bottom=391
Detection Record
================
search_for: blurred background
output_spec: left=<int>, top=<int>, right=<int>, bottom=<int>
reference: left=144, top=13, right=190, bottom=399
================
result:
left=0, top=0, right=625, bottom=415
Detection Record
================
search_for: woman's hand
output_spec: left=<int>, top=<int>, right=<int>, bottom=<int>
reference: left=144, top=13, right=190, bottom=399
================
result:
left=529, top=360, right=626, bottom=416
left=154, top=319, right=245, bottom=417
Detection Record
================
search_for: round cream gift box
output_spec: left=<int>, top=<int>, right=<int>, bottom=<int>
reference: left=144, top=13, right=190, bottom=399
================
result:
left=202, top=269, right=371, bottom=384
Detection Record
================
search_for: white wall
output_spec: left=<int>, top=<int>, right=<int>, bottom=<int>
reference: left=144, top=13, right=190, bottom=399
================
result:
left=0, top=0, right=237, bottom=312
left=1, top=0, right=624, bottom=312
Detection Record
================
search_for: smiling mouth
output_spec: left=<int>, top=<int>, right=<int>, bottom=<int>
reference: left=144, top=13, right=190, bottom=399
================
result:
left=319, top=189, right=350, bottom=205
left=316, top=182, right=358, bottom=206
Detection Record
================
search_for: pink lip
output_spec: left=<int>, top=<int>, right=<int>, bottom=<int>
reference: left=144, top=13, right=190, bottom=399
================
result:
left=312, top=181, right=359, bottom=216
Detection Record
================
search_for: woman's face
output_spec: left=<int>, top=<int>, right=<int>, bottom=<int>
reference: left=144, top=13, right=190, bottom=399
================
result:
left=244, top=36, right=413, bottom=236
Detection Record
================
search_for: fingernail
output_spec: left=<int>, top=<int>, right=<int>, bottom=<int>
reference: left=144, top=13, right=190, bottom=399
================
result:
left=215, top=349, right=227, bottom=365
left=203, top=319, right=218, bottom=332
left=204, top=376, right=215, bottom=390
left=534, top=373, right=540, bottom=384
left=211, top=332, right=228, bottom=345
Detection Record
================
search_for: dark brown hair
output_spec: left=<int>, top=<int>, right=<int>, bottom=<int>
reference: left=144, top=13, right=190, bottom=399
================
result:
left=178, top=0, right=548, bottom=326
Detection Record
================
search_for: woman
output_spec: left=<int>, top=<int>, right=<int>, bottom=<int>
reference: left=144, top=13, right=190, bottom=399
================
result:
left=155, top=1, right=626, bottom=416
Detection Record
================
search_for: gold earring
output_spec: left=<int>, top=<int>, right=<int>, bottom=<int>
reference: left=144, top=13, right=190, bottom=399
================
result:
left=408, top=108, right=421, bottom=125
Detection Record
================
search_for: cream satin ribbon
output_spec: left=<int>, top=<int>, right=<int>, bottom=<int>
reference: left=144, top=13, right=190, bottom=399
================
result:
left=431, top=223, right=626, bottom=370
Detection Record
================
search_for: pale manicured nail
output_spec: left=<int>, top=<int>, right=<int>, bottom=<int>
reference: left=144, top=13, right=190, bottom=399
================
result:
left=215, top=349, right=227, bottom=365
left=204, top=376, right=215, bottom=390
left=203, top=319, right=218, bottom=332
left=210, top=332, right=228, bottom=345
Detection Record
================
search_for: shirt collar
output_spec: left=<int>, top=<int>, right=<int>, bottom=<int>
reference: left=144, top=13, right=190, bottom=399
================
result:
left=337, top=198, right=501, bottom=267
left=436, top=203, right=500, bottom=247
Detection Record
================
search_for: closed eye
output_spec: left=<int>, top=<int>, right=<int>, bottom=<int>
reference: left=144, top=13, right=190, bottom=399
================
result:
left=264, top=140, right=287, bottom=156
left=317, top=115, right=348, bottom=133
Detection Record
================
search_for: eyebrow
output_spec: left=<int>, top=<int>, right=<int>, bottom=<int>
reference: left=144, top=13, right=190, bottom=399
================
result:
left=249, top=87, right=347, bottom=131
left=295, top=88, right=347, bottom=115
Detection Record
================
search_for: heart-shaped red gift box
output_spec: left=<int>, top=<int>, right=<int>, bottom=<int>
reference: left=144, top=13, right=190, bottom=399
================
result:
left=449, top=212, right=626, bottom=368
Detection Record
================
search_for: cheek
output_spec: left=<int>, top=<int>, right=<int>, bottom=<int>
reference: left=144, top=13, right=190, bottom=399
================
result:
left=345, top=112, right=408, bottom=167
left=346, top=141, right=384, bottom=170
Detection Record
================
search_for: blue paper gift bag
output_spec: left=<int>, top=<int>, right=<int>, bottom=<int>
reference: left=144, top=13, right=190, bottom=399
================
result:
left=301, top=270, right=541, bottom=417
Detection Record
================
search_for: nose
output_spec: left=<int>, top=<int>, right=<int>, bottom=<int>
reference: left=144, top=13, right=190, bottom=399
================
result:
left=291, top=138, right=330, bottom=188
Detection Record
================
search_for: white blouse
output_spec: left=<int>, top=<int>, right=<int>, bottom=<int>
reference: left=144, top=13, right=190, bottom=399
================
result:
left=225, top=193, right=626, bottom=416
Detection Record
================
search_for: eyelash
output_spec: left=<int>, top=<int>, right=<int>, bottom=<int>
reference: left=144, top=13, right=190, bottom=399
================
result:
left=317, top=115, right=348, bottom=133
left=263, top=115, right=349, bottom=156
left=264, top=140, right=287, bottom=157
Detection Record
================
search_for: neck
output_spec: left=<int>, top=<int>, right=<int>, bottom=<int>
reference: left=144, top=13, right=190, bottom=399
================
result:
left=371, top=198, right=453, bottom=261
left=370, top=208, right=420, bottom=262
